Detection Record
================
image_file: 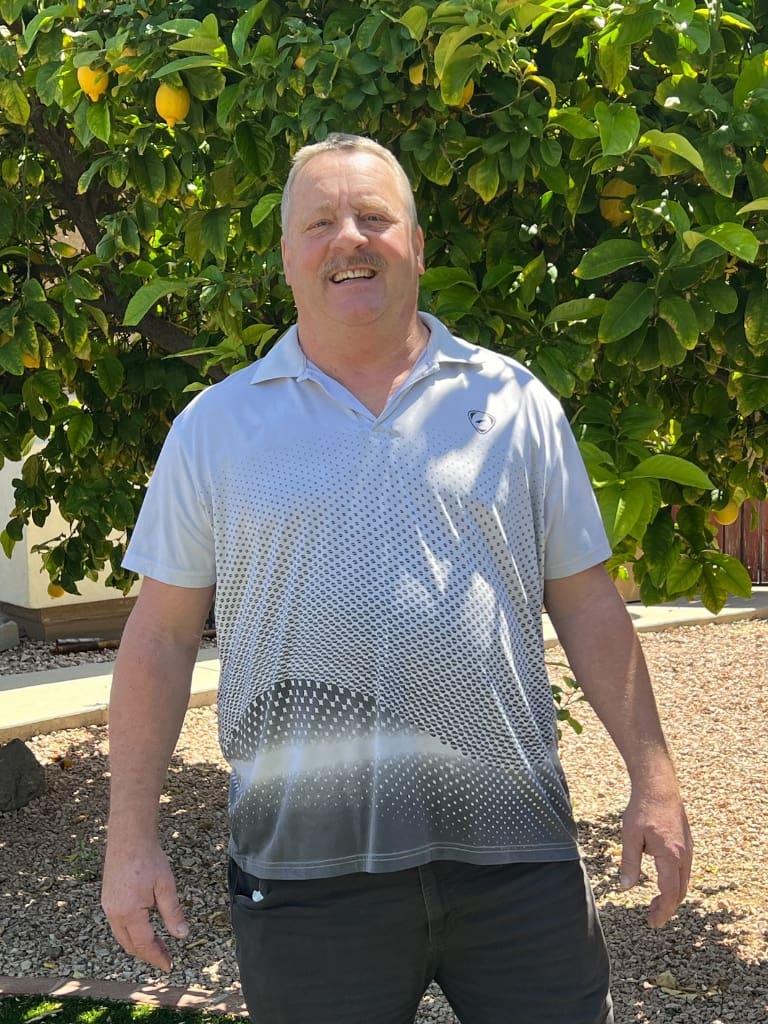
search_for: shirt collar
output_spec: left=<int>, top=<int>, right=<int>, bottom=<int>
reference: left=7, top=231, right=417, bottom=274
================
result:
left=249, top=312, right=485, bottom=386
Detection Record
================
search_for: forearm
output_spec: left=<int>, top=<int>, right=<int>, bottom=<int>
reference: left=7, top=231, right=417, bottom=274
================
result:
left=107, top=588, right=208, bottom=837
left=545, top=569, right=678, bottom=788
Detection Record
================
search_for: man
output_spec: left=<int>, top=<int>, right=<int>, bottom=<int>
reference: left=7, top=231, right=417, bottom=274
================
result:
left=102, top=134, right=692, bottom=1024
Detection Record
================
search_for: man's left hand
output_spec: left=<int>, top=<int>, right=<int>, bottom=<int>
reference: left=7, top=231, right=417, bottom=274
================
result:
left=620, top=787, right=693, bottom=928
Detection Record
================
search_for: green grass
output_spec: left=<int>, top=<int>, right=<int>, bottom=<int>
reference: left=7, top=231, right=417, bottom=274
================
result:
left=0, top=996, right=244, bottom=1024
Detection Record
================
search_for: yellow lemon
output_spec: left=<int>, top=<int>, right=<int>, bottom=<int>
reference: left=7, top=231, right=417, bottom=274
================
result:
left=155, top=82, right=191, bottom=127
left=77, top=65, right=110, bottom=102
left=47, top=582, right=66, bottom=599
left=294, top=53, right=306, bottom=70
left=115, top=47, right=137, bottom=74
left=599, top=177, right=637, bottom=226
left=713, top=500, right=740, bottom=526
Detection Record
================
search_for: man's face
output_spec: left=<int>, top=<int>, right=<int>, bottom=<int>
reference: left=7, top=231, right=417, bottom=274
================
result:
left=281, top=150, right=425, bottom=333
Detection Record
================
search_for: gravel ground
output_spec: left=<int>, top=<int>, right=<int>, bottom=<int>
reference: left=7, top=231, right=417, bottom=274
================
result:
left=1, top=619, right=766, bottom=1022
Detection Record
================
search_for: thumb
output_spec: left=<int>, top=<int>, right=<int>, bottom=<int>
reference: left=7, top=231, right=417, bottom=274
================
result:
left=156, top=873, right=189, bottom=939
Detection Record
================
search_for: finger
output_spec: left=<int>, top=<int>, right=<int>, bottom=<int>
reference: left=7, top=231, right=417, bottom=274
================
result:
left=155, top=875, right=189, bottom=940
left=647, top=857, right=682, bottom=928
left=117, top=909, right=173, bottom=971
left=619, top=828, right=643, bottom=891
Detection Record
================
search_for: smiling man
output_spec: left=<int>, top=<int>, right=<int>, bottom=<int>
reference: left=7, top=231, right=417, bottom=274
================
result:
left=102, top=135, right=692, bottom=1024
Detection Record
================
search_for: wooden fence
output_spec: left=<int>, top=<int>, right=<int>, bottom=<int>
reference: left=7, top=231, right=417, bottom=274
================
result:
left=715, top=500, right=767, bottom=584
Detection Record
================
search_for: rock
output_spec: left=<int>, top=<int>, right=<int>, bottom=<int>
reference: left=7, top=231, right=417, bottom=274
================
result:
left=0, top=615, right=20, bottom=654
left=0, top=739, right=46, bottom=810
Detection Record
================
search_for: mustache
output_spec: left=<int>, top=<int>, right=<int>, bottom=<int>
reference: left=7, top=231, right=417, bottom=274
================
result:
left=321, top=254, right=387, bottom=278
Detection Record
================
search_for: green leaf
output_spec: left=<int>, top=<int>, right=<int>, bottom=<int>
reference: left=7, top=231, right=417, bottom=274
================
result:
left=707, top=280, right=738, bottom=314
left=545, top=298, right=606, bottom=324
left=744, top=287, right=768, bottom=352
left=467, top=155, right=500, bottom=202
left=0, top=79, right=30, bottom=126
left=123, top=278, right=197, bottom=326
left=598, top=283, right=654, bottom=344
left=547, top=108, right=598, bottom=140
left=232, top=0, right=269, bottom=59
left=86, top=101, right=111, bottom=144
left=639, top=130, right=704, bottom=172
left=734, top=50, right=768, bottom=108
left=201, top=206, right=230, bottom=263
left=25, top=300, right=60, bottom=334
left=94, top=354, right=125, bottom=398
left=699, top=563, right=728, bottom=613
left=516, top=253, right=546, bottom=307
left=67, top=410, right=94, bottom=454
left=596, top=36, right=630, bottom=93
left=658, top=295, right=699, bottom=349
left=152, top=56, right=227, bottom=78
left=666, top=556, right=702, bottom=595
left=250, top=192, right=282, bottom=228
left=19, top=2, right=70, bottom=51
left=737, top=197, right=768, bottom=216
left=439, top=43, right=483, bottom=106
left=656, top=321, right=687, bottom=366
left=707, top=554, right=753, bottom=598
left=434, top=25, right=486, bottom=79
left=597, top=479, right=649, bottom=547
left=420, top=267, right=476, bottom=290
left=574, top=240, right=650, bottom=279
left=626, top=454, right=712, bottom=489
left=594, top=101, right=640, bottom=156
left=533, top=348, right=576, bottom=397
left=400, top=5, right=428, bottom=41
left=235, top=123, right=275, bottom=177
left=682, top=224, right=760, bottom=263
left=699, top=134, right=741, bottom=197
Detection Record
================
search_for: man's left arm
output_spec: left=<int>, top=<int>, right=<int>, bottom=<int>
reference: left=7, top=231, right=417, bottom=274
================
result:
left=544, top=563, right=693, bottom=928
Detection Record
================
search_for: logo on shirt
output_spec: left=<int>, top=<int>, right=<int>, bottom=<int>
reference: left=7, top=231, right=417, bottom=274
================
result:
left=468, top=410, right=496, bottom=434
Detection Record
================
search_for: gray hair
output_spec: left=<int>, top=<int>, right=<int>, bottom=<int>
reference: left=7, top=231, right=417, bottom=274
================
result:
left=281, top=133, right=418, bottom=231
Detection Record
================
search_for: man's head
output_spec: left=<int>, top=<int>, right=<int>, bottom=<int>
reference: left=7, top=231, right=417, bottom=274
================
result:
left=281, top=134, right=418, bottom=233
left=280, top=134, right=425, bottom=338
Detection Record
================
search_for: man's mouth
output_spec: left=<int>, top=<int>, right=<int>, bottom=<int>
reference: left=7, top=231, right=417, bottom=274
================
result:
left=329, top=268, right=377, bottom=283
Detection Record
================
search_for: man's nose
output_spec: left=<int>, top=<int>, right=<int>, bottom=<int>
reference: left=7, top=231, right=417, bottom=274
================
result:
left=331, top=215, right=368, bottom=248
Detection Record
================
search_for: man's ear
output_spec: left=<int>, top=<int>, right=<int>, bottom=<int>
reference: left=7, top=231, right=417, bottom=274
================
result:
left=416, top=226, right=425, bottom=276
left=281, top=236, right=292, bottom=287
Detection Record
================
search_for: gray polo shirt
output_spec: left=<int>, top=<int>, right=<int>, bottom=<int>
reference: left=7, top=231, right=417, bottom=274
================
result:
left=125, top=314, right=611, bottom=878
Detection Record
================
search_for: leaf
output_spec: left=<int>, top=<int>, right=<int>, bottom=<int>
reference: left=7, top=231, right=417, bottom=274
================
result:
left=626, top=454, right=712, bottom=489
left=67, top=410, right=94, bottom=454
left=699, top=134, right=741, bottom=197
left=439, top=43, right=483, bottom=106
left=594, top=101, right=640, bottom=156
left=86, top=101, right=111, bottom=144
left=596, top=36, right=630, bottom=93
left=699, top=563, right=728, bottom=613
left=639, top=129, right=704, bottom=172
left=598, top=283, right=654, bottom=343
left=545, top=298, right=606, bottom=324
left=94, top=354, right=125, bottom=398
left=232, top=0, right=269, bottom=60
left=420, top=267, right=476, bottom=290
left=683, top=224, right=760, bottom=263
left=0, top=79, right=30, bottom=126
left=547, top=108, right=598, bottom=140
left=151, top=56, right=227, bottom=78
left=737, top=197, right=768, bottom=216
left=666, top=556, right=702, bottom=594
left=658, top=295, right=699, bottom=349
left=250, top=192, right=282, bottom=228
left=574, top=240, right=650, bottom=279
left=467, top=155, right=500, bottom=202
left=123, top=278, right=197, bottom=326
left=201, top=206, right=230, bottom=263
left=707, top=554, right=753, bottom=598
left=434, top=25, right=487, bottom=79
left=400, top=5, right=428, bottom=41
left=744, top=287, right=768, bottom=351
left=597, top=480, right=649, bottom=547
left=734, top=50, right=768, bottom=108
left=235, top=123, right=275, bottom=177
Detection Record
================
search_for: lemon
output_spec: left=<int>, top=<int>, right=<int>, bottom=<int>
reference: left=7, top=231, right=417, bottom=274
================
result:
left=599, top=177, right=637, bottom=226
left=155, top=82, right=191, bottom=127
left=115, top=47, right=137, bottom=74
left=47, top=582, right=66, bottom=599
left=77, top=65, right=110, bottom=102
left=294, top=53, right=306, bottom=70
left=713, top=500, right=740, bottom=526
left=458, top=79, right=474, bottom=107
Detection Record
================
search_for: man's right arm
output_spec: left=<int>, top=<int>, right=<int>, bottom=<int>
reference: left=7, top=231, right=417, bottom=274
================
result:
left=101, top=577, right=215, bottom=971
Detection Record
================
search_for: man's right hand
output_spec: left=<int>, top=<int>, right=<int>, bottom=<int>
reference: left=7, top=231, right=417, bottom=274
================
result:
left=101, top=838, right=189, bottom=971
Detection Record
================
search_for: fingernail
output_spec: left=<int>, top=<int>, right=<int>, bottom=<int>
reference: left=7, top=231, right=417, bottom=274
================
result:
left=620, top=874, right=633, bottom=890
left=175, top=923, right=189, bottom=938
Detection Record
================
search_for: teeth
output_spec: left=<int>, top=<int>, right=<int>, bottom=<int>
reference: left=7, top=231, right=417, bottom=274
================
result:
left=331, top=269, right=375, bottom=282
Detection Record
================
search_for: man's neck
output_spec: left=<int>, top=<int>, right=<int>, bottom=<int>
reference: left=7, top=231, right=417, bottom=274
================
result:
left=296, top=314, right=430, bottom=416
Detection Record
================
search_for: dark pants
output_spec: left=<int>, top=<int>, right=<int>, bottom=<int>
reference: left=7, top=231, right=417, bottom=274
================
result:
left=229, top=858, right=614, bottom=1024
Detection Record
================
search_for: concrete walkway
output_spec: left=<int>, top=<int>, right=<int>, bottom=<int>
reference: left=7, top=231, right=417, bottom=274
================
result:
left=1, top=588, right=767, bottom=744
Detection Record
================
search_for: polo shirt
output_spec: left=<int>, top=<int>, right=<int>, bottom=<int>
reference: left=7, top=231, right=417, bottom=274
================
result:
left=124, top=313, right=611, bottom=879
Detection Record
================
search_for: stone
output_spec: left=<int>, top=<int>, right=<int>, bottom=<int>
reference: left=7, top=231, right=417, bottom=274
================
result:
left=0, top=615, right=20, bottom=654
left=0, top=739, right=45, bottom=811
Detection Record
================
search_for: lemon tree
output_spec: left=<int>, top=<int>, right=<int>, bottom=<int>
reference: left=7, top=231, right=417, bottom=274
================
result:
left=0, top=0, right=765, bottom=611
